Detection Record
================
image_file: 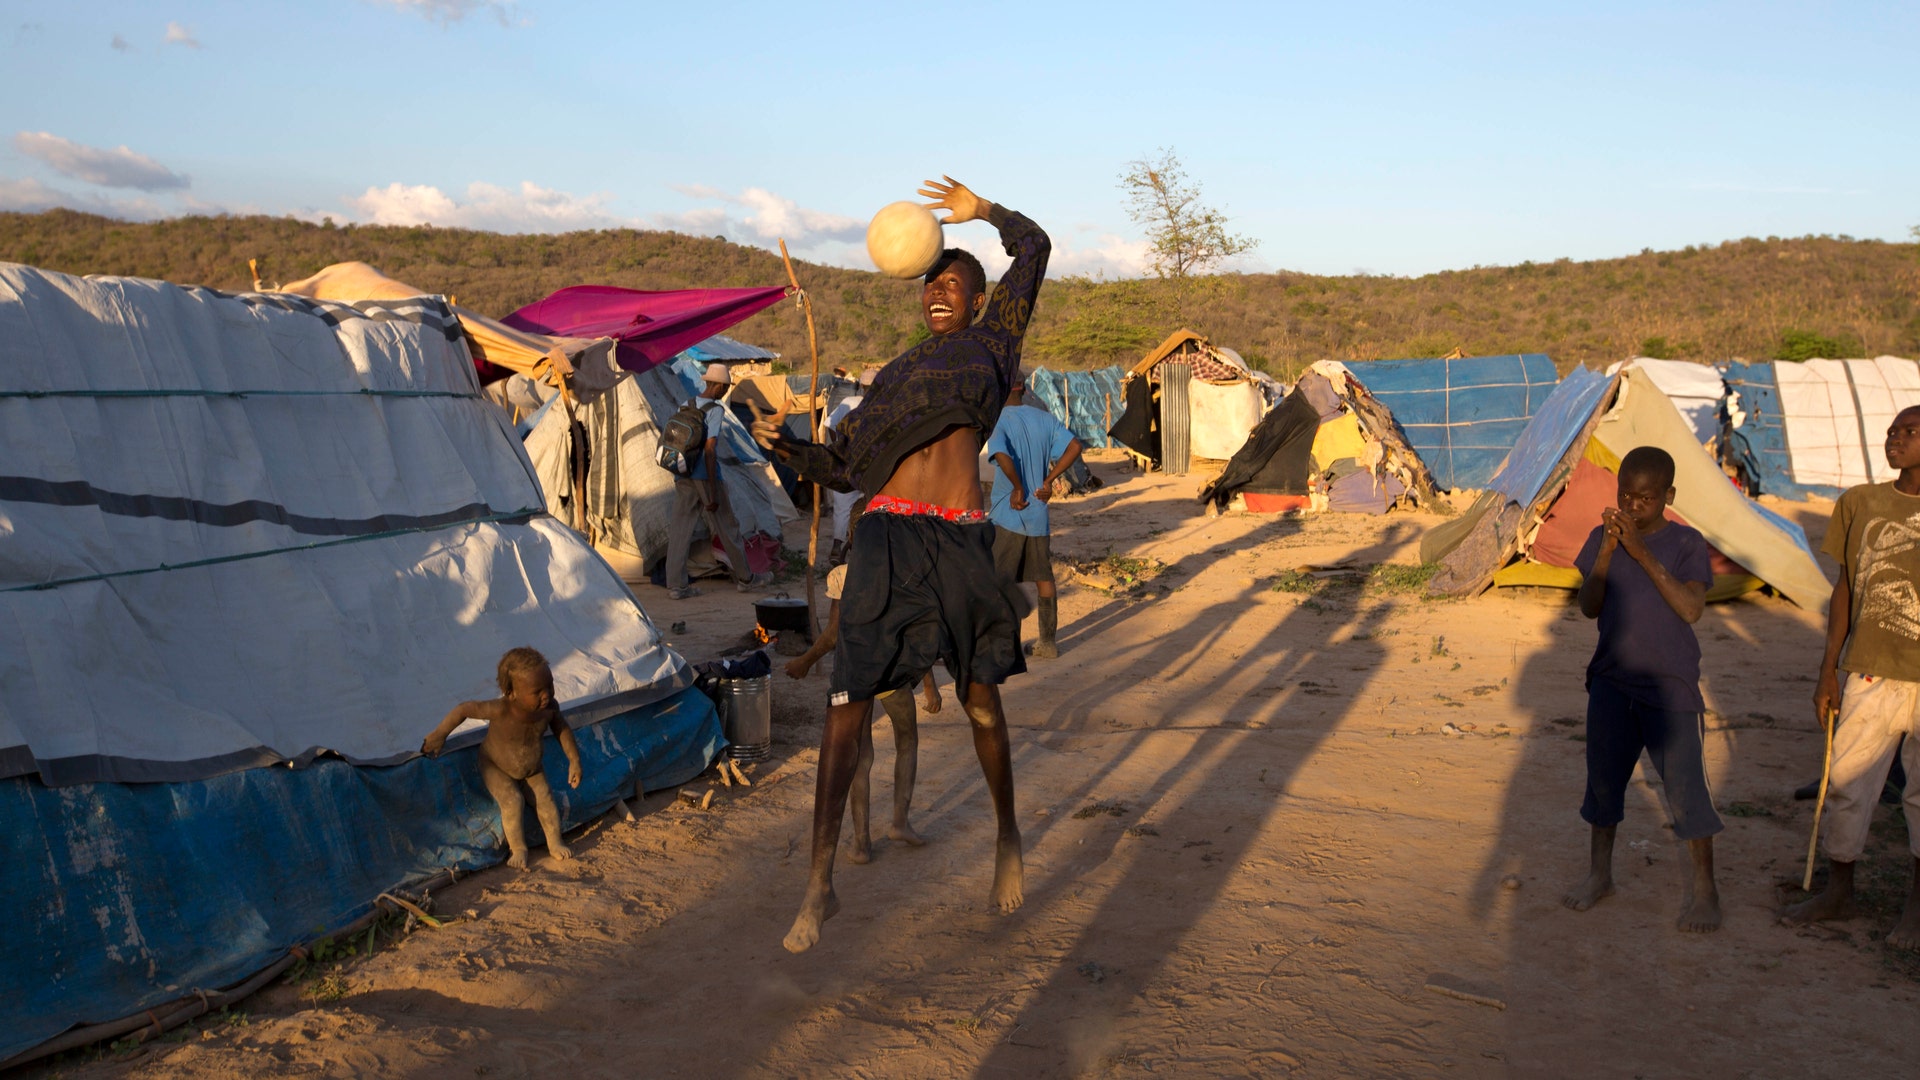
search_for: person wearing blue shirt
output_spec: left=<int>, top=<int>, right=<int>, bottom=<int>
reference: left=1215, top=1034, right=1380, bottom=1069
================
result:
left=987, top=378, right=1083, bottom=658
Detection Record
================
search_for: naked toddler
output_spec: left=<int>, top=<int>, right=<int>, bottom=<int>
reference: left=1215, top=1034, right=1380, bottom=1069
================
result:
left=423, top=646, right=583, bottom=870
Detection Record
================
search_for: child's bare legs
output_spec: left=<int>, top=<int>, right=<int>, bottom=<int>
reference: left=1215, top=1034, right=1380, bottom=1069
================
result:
left=963, top=680, right=1023, bottom=913
left=1564, top=825, right=1617, bottom=911
left=481, top=759, right=532, bottom=870
left=784, top=699, right=868, bottom=953
left=1678, top=837, right=1721, bottom=932
left=878, top=688, right=923, bottom=846
left=524, top=771, right=572, bottom=861
left=846, top=707, right=877, bottom=865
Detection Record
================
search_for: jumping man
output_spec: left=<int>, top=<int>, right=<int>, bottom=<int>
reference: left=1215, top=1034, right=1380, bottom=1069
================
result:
left=753, top=176, right=1048, bottom=953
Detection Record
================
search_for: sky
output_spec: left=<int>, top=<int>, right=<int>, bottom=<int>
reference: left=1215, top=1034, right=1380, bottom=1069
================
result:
left=1, top=1, right=1914, bottom=280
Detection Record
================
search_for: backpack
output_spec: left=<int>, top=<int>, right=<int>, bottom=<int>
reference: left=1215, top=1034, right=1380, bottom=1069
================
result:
left=657, top=400, right=714, bottom=477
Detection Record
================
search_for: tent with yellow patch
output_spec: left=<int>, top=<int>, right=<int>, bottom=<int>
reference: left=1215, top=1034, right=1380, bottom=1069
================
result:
left=1421, top=363, right=1830, bottom=607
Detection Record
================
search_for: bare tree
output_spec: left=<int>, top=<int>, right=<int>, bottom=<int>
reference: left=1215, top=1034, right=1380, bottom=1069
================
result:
left=1120, top=148, right=1258, bottom=282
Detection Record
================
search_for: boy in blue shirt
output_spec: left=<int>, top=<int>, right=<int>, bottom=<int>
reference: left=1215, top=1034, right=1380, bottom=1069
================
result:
left=986, top=378, right=1082, bottom=658
left=1565, top=446, right=1724, bottom=932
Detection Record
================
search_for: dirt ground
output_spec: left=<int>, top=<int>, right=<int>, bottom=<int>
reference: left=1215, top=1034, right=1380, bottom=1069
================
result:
left=34, top=453, right=1920, bottom=1079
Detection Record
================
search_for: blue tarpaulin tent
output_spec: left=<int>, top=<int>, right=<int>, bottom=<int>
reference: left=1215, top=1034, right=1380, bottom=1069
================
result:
left=1348, top=354, right=1561, bottom=489
left=1026, top=367, right=1126, bottom=449
left=1722, top=360, right=1822, bottom=499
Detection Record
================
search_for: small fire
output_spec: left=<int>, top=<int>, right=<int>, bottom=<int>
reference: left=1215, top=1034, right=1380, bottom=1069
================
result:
left=752, top=625, right=774, bottom=644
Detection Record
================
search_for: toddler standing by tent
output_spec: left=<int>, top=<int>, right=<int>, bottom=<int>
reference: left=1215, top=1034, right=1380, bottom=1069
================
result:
left=1564, top=446, right=1724, bottom=932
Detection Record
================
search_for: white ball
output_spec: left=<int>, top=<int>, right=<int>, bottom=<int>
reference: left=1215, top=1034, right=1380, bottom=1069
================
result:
left=866, top=201, right=945, bottom=280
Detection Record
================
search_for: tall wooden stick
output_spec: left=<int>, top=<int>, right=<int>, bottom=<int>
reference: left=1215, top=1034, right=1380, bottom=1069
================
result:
left=1803, top=707, right=1838, bottom=890
left=778, top=240, right=823, bottom=635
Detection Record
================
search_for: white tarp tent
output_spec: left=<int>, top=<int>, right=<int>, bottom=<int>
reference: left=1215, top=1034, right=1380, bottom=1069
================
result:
left=1773, top=357, right=1920, bottom=489
left=0, top=264, right=687, bottom=785
left=1618, top=357, right=1726, bottom=445
left=508, top=357, right=797, bottom=574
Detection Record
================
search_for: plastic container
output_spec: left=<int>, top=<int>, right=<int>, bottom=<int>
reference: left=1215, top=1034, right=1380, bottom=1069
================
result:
left=719, top=675, right=772, bottom=761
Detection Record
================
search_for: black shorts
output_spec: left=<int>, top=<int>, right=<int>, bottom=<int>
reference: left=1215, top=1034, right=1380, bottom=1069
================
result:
left=830, top=512, right=1028, bottom=704
left=992, top=526, right=1054, bottom=583
left=1580, top=678, right=1724, bottom=841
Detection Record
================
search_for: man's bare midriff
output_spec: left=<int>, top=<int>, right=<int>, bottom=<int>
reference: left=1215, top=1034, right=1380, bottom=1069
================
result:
left=874, top=425, right=984, bottom=510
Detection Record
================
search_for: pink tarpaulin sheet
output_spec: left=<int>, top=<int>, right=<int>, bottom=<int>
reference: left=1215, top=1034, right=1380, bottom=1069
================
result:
left=502, top=285, right=788, bottom=375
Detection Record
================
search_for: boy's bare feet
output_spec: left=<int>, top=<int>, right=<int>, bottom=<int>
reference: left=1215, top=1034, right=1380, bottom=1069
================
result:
left=1565, top=824, right=1616, bottom=911
left=782, top=887, right=839, bottom=954
left=991, top=834, right=1025, bottom=913
left=1563, top=871, right=1615, bottom=911
left=1781, top=859, right=1857, bottom=926
left=507, top=850, right=529, bottom=871
left=845, top=836, right=872, bottom=864
left=548, top=841, right=574, bottom=861
left=1677, top=837, right=1721, bottom=932
left=888, top=821, right=926, bottom=847
left=1677, top=884, right=1722, bottom=932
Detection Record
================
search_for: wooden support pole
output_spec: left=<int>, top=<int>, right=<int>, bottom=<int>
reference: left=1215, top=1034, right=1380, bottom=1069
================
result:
left=777, top=239, right=823, bottom=635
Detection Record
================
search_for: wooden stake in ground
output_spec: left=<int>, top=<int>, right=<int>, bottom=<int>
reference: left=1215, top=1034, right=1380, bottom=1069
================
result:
left=1803, top=706, right=1838, bottom=891
left=777, top=239, right=824, bottom=635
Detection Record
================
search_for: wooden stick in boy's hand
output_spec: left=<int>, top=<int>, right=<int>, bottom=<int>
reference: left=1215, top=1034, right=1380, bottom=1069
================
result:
left=1803, top=704, right=1838, bottom=891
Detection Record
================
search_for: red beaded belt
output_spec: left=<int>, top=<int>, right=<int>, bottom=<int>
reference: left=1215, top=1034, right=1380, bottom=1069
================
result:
left=865, top=493, right=989, bottom=523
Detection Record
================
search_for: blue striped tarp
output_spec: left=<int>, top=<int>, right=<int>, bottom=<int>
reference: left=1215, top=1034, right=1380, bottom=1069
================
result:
left=1347, top=355, right=1561, bottom=489
left=1026, top=367, right=1126, bottom=449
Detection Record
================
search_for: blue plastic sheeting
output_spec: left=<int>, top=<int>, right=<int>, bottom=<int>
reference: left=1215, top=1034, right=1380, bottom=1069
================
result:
left=1026, top=367, right=1126, bottom=449
left=0, top=687, right=721, bottom=1062
left=1487, top=367, right=1615, bottom=505
left=1348, top=355, right=1561, bottom=489
left=1723, top=361, right=1833, bottom=500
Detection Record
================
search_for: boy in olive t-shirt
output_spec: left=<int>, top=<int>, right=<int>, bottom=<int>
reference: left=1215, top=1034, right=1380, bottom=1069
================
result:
left=1782, top=404, right=1920, bottom=950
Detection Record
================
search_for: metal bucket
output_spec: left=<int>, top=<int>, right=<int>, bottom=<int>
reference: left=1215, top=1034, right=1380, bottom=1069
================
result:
left=719, top=675, right=772, bottom=761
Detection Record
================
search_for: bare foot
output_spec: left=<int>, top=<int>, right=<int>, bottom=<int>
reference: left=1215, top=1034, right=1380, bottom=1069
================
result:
left=1887, top=901, right=1920, bottom=950
left=1029, top=640, right=1058, bottom=660
left=507, top=850, right=529, bottom=871
left=991, top=835, right=1025, bottom=913
left=845, top=838, right=871, bottom=865
left=920, top=692, right=942, bottom=715
left=1780, top=886, right=1855, bottom=927
left=548, top=842, right=574, bottom=861
left=1563, top=872, right=1615, bottom=911
left=782, top=889, right=840, bottom=954
left=888, top=822, right=926, bottom=847
left=1677, top=886, right=1722, bottom=933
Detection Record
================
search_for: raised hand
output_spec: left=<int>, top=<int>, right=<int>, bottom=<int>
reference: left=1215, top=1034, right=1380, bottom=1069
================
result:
left=918, top=176, right=988, bottom=225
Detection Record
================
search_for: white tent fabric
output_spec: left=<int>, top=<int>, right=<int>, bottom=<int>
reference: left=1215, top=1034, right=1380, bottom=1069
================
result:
left=0, top=263, right=687, bottom=785
left=1187, top=378, right=1265, bottom=460
left=1774, top=357, right=1920, bottom=489
left=515, top=360, right=796, bottom=572
left=1619, top=357, right=1725, bottom=445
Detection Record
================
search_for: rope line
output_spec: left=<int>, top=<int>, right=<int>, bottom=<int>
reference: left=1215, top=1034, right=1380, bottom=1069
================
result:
left=4, top=509, right=540, bottom=594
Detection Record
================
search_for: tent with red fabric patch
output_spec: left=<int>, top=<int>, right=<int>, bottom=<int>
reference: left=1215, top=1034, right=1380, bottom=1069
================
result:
left=1421, top=362, right=1831, bottom=608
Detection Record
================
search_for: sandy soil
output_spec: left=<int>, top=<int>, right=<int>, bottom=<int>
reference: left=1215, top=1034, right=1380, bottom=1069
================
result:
left=33, top=454, right=1920, bottom=1079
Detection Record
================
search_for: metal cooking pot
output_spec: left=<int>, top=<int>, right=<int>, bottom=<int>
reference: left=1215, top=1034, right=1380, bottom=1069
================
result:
left=753, top=594, right=811, bottom=632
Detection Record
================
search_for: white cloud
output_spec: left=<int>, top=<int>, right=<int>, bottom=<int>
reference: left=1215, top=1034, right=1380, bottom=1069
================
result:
left=164, top=22, right=201, bottom=48
left=13, top=132, right=190, bottom=191
left=671, top=185, right=865, bottom=245
left=370, top=0, right=517, bottom=26
left=345, top=180, right=634, bottom=231
left=110, top=33, right=133, bottom=52
left=0, top=176, right=167, bottom=219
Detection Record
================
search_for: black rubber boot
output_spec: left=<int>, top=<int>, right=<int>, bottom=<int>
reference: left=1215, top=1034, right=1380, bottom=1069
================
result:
left=1032, top=594, right=1059, bottom=659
